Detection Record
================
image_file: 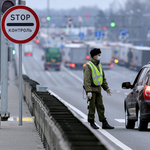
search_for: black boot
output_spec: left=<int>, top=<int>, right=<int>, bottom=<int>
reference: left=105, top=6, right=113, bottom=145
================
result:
left=89, top=120, right=99, bottom=129
left=102, top=120, right=114, bottom=129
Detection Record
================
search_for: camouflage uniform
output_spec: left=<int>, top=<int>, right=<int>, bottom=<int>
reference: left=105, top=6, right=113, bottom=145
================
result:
left=83, top=57, right=109, bottom=122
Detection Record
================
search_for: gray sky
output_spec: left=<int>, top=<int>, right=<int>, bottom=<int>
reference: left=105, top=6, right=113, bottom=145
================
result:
left=25, top=0, right=127, bottom=10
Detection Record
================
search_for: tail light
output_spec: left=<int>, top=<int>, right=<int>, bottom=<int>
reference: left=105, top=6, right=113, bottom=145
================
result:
left=109, top=64, right=113, bottom=67
left=83, top=64, right=86, bottom=67
left=25, top=53, right=32, bottom=56
left=144, top=85, right=150, bottom=100
left=86, top=55, right=90, bottom=59
left=46, top=65, right=49, bottom=68
left=70, top=63, right=76, bottom=68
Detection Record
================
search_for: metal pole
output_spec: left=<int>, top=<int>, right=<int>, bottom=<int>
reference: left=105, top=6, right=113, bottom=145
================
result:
left=0, top=15, right=1, bottom=85
left=19, top=44, right=22, bottom=126
left=0, top=15, right=1, bottom=127
left=18, top=0, right=22, bottom=126
left=47, top=0, right=49, bottom=42
left=1, top=25, right=9, bottom=120
left=18, top=0, right=21, bottom=5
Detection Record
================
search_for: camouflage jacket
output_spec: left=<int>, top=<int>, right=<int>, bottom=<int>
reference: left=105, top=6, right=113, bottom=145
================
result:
left=83, top=57, right=109, bottom=94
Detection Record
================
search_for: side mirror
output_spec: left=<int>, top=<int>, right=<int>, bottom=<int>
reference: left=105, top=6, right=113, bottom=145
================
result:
left=122, top=82, right=132, bottom=89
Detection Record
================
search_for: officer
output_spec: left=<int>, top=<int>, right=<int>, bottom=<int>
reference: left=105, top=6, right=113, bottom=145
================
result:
left=83, top=48, right=114, bottom=129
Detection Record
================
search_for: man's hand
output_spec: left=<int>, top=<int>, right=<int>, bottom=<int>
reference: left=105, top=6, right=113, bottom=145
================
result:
left=106, top=89, right=113, bottom=96
left=87, top=92, right=92, bottom=99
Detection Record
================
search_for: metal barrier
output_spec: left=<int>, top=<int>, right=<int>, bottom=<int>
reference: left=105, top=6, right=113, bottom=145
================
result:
left=32, top=92, right=70, bottom=150
left=22, top=75, right=109, bottom=150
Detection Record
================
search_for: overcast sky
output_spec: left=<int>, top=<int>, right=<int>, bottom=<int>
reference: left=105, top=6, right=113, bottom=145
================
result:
left=25, top=0, right=127, bottom=10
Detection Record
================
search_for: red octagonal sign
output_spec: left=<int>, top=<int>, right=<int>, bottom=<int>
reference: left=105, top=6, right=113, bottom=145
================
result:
left=1, top=5, right=40, bottom=44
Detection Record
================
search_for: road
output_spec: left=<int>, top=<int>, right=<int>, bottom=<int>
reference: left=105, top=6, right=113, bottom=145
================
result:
left=21, top=43, right=150, bottom=150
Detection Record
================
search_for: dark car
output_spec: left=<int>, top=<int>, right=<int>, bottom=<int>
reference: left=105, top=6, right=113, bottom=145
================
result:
left=122, top=63, right=150, bottom=131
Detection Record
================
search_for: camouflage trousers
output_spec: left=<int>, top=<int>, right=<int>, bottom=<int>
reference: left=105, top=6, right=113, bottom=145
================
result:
left=88, top=92, right=106, bottom=122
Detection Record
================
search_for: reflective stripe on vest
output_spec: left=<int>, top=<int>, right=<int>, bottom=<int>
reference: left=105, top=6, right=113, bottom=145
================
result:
left=87, top=61, right=103, bottom=86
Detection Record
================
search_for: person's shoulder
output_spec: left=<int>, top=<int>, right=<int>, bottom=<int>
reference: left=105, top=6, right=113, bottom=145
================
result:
left=83, top=63, right=90, bottom=70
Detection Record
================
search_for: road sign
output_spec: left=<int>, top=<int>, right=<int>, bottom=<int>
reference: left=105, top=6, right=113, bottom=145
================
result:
left=95, top=31, right=101, bottom=38
left=67, top=17, right=73, bottom=25
left=101, top=31, right=105, bottom=36
left=1, top=5, right=40, bottom=44
left=79, top=32, right=84, bottom=38
left=119, top=29, right=128, bottom=36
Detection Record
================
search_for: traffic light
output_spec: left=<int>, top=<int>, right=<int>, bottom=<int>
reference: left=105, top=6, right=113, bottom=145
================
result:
left=0, top=0, right=16, bottom=15
left=12, top=49, right=16, bottom=55
left=110, top=22, right=115, bottom=27
left=47, top=16, right=51, bottom=21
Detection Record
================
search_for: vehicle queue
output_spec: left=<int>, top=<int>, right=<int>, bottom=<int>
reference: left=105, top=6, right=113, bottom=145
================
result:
left=110, top=42, right=150, bottom=71
left=33, top=36, right=150, bottom=72
left=61, top=40, right=150, bottom=72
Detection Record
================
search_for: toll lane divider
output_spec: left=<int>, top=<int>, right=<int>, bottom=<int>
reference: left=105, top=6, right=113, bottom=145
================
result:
left=22, top=74, right=110, bottom=150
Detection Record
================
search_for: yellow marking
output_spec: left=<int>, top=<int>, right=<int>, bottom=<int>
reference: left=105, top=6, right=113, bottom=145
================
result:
left=17, top=117, right=33, bottom=122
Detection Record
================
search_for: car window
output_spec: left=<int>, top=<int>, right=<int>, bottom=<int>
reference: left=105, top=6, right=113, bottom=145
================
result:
left=148, top=77, right=150, bottom=85
left=137, top=68, right=149, bottom=86
left=145, top=70, right=150, bottom=85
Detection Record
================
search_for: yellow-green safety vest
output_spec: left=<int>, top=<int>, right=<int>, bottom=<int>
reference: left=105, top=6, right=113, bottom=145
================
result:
left=87, top=61, right=103, bottom=86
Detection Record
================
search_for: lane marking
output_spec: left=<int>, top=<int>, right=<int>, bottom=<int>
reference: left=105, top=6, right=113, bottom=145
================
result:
left=22, top=63, right=27, bottom=75
left=34, top=70, right=39, bottom=77
left=8, top=117, right=14, bottom=121
left=47, top=88, right=132, bottom=150
left=62, top=66, right=83, bottom=83
left=115, top=119, right=125, bottom=123
left=33, top=55, right=38, bottom=61
left=8, top=117, right=33, bottom=122
left=45, top=71, right=60, bottom=86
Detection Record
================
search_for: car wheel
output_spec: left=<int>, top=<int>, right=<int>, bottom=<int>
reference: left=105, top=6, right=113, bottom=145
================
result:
left=125, top=109, right=135, bottom=129
left=137, top=109, right=148, bottom=131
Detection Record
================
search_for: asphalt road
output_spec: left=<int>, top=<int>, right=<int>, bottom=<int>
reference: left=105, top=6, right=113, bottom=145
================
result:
left=21, top=43, right=150, bottom=150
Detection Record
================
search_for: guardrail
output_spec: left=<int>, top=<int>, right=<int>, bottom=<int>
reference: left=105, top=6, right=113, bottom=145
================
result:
left=22, top=74, right=109, bottom=150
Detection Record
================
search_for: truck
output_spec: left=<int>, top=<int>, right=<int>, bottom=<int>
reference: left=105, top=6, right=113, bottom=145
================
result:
left=62, top=43, right=88, bottom=69
left=43, top=47, right=61, bottom=71
left=85, top=41, right=113, bottom=68
left=24, top=43, right=33, bottom=56
left=130, top=46, right=150, bottom=71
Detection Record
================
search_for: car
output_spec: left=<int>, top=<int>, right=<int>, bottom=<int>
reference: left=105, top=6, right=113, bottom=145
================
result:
left=122, top=62, right=150, bottom=131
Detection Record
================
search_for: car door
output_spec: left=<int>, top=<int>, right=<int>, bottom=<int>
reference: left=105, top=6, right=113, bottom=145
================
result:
left=128, top=68, right=149, bottom=117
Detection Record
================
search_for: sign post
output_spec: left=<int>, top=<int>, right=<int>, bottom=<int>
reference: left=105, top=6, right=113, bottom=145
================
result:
left=1, top=5, right=40, bottom=125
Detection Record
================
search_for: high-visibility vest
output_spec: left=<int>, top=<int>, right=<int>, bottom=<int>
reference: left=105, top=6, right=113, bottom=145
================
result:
left=87, top=61, right=103, bottom=86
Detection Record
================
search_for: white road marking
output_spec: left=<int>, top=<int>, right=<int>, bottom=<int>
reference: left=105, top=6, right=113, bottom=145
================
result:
left=34, top=71, right=39, bottom=77
left=117, top=91, right=120, bottom=93
left=33, top=55, right=38, bottom=61
left=115, top=119, right=125, bottom=123
left=47, top=88, right=132, bottom=150
left=124, top=93, right=129, bottom=95
left=22, top=63, right=26, bottom=75
left=45, top=71, right=60, bottom=86
left=62, top=66, right=83, bottom=83
left=8, top=117, right=14, bottom=121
